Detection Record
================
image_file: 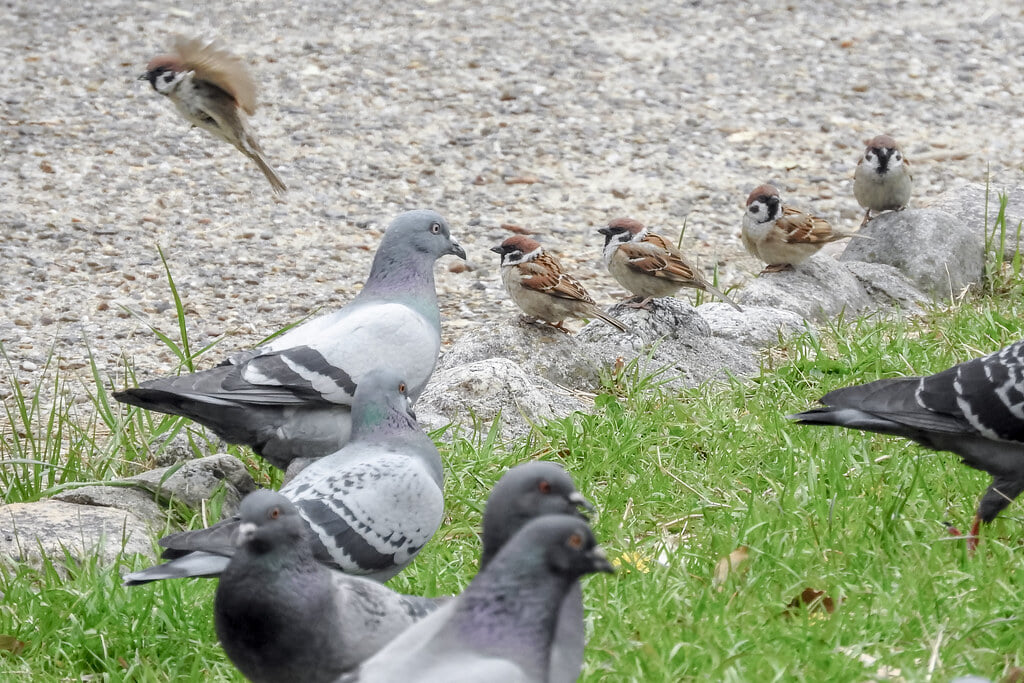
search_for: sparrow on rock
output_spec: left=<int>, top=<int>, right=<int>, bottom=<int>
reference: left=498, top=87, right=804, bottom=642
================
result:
left=598, top=218, right=741, bottom=311
left=853, top=134, right=912, bottom=224
left=491, top=236, right=629, bottom=333
left=140, top=35, right=287, bottom=194
left=790, top=339, right=1024, bottom=552
left=741, top=184, right=857, bottom=273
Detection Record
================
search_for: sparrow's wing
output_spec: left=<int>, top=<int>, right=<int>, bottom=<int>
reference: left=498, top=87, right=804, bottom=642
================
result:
left=518, top=254, right=596, bottom=304
left=778, top=207, right=842, bottom=244
left=619, top=237, right=702, bottom=284
left=174, top=35, right=258, bottom=115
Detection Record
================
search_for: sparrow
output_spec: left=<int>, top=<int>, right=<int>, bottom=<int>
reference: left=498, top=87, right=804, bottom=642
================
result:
left=598, top=217, right=742, bottom=311
left=790, top=339, right=1024, bottom=552
left=741, top=184, right=857, bottom=273
left=140, top=35, right=287, bottom=194
left=114, top=210, right=465, bottom=470
left=853, top=134, right=913, bottom=224
left=490, top=235, right=629, bottom=333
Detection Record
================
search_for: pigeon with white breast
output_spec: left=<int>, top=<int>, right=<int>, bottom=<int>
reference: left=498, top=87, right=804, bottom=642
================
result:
left=115, top=210, right=465, bottom=470
left=790, top=339, right=1024, bottom=549
left=205, top=461, right=594, bottom=682
left=338, top=514, right=614, bottom=683
left=123, top=369, right=443, bottom=584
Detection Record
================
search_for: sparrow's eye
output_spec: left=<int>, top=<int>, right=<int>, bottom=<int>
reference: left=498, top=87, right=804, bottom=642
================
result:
left=269, top=507, right=280, bottom=520
left=430, top=222, right=441, bottom=234
left=538, top=480, right=552, bottom=494
left=893, top=151, right=901, bottom=161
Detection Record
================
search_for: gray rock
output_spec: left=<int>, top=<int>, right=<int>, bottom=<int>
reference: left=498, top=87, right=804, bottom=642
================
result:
left=698, top=303, right=808, bottom=348
left=842, top=261, right=929, bottom=312
left=128, top=454, right=257, bottom=519
left=926, top=182, right=1024, bottom=263
left=0, top=500, right=155, bottom=567
left=417, top=359, right=591, bottom=441
left=53, top=485, right=169, bottom=529
left=839, top=209, right=985, bottom=297
left=735, top=256, right=871, bottom=321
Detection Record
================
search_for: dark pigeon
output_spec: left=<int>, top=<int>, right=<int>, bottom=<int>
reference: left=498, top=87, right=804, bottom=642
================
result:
left=115, top=210, right=465, bottom=470
left=790, top=339, right=1024, bottom=547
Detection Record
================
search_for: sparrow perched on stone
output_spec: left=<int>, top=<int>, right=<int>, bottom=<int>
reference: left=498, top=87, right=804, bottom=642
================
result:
left=741, top=184, right=857, bottom=273
left=140, top=35, right=287, bottom=194
left=598, top=217, right=741, bottom=311
left=854, top=134, right=913, bottom=224
left=790, top=338, right=1024, bottom=552
left=491, top=236, right=629, bottom=333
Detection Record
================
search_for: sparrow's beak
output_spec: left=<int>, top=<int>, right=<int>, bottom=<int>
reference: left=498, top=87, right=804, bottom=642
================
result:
left=569, top=491, right=595, bottom=514
left=588, top=545, right=616, bottom=574
left=138, top=70, right=152, bottom=81
left=489, top=246, right=504, bottom=254
left=597, top=227, right=612, bottom=236
left=449, top=240, right=467, bottom=260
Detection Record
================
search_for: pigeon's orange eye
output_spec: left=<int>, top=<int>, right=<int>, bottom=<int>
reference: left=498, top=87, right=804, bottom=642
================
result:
left=269, top=507, right=280, bottom=520
left=567, top=533, right=583, bottom=549
left=399, top=382, right=407, bottom=393
left=538, top=480, right=552, bottom=494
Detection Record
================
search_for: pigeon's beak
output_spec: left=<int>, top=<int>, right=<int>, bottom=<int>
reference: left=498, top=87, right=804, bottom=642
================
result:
left=588, top=545, right=615, bottom=574
left=236, top=522, right=258, bottom=546
left=569, top=491, right=595, bottom=515
left=448, top=240, right=467, bottom=260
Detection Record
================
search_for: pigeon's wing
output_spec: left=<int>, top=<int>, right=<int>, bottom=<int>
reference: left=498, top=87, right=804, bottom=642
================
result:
left=283, top=451, right=444, bottom=577
left=173, top=35, right=258, bottom=114
left=122, top=551, right=230, bottom=585
left=258, top=302, right=441, bottom=402
left=549, top=581, right=584, bottom=683
left=158, top=515, right=242, bottom=558
left=518, top=253, right=597, bottom=305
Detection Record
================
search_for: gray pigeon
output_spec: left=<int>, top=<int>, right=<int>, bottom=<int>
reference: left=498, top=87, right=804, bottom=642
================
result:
left=207, top=461, right=594, bottom=682
left=790, top=339, right=1024, bottom=547
left=339, top=514, right=614, bottom=683
left=123, top=369, right=443, bottom=584
left=214, top=490, right=440, bottom=683
left=114, top=210, right=465, bottom=470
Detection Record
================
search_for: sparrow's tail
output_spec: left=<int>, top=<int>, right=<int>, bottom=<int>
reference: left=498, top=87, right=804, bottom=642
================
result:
left=591, top=307, right=630, bottom=333
left=704, top=283, right=743, bottom=312
left=240, top=134, right=288, bottom=195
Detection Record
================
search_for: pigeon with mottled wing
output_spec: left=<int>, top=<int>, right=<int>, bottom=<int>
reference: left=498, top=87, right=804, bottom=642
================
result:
left=213, top=490, right=440, bottom=683
left=115, top=210, right=465, bottom=470
left=339, top=515, right=614, bottom=683
left=123, top=369, right=443, bottom=584
left=790, top=339, right=1024, bottom=547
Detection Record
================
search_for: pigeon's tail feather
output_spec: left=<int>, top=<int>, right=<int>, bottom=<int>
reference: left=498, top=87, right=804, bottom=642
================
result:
left=123, top=552, right=230, bottom=585
left=787, top=406, right=912, bottom=437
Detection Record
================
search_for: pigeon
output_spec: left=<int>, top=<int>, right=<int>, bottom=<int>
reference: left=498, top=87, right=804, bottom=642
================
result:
left=123, top=369, right=444, bottom=584
left=339, top=514, right=615, bottom=683
left=214, top=490, right=440, bottom=683
left=208, top=461, right=594, bottom=682
left=790, top=339, right=1024, bottom=549
left=115, top=210, right=465, bottom=470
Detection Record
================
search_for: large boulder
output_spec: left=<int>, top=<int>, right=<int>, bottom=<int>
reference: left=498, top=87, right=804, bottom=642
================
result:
left=839, top=209, right=985, bottom=297
left=734, top=255, right=872, bottom=321
left=127, top=454, right=257, bottom=518
left=925, top=182, right=1024, bottom=263
left=0, top=500, right=155, bottom=567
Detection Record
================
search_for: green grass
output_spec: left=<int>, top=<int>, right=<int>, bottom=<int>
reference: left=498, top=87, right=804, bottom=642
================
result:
left=0, top=226, right=1022, bottom=681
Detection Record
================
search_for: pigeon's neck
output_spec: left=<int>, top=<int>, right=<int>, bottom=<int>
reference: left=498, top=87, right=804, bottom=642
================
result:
left=351, top=406, right=422, bottom=443
left=451, top=564, right=570, bottom=679
left=357, top=247, right=441, bottom=327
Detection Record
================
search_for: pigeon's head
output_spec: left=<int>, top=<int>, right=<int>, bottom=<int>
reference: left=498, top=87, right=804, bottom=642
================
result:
left=480, top=461, right=594, bottom=567
left=140, top=55, right=186, bottom=95
left=744, top=184, right=782, bottom=224
left=490, top=235, right=543, bottom=267
left=384, top=210, right=466, bottom=262
left=234, top=490, right=307, bottom=558
left=506, top=514, right=614, bottom=581
left=350, top=369, right=418, bottom=434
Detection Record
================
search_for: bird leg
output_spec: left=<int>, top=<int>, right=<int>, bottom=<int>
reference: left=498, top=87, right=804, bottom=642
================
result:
left=945, top=515, right=981, bottom=554
left=759, top=263, right=793, bottom=275
left=549, top=321, right=572, bottom=334
left=623, top=296, right=653, bottom=309
left=860, top=210, right=872, bottom=228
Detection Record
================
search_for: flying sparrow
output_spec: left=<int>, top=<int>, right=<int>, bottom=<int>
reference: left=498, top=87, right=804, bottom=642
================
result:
left=741, top=184, right=857, bottom=274
left=491, top=235, right=629, bottom=333
left=140, top=36, right=287, bottom=194
left=853, top=134, right=912, bottom=224
left=598, top=218, right=741, bottom=311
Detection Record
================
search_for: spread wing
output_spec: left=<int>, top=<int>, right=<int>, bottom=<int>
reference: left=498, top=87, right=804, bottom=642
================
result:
left=174, top=35, right=258, bottom=114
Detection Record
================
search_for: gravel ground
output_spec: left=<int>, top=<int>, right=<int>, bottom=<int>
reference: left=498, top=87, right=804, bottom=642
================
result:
left=2, top=0, right=1023, bottom=406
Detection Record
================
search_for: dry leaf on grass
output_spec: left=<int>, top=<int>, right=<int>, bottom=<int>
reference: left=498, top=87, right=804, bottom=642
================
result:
left=784, top=587, right=840, bottom=616
left=712, top=546, right=749, bottom=590
left=0, top=634, right=26, bottom=656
